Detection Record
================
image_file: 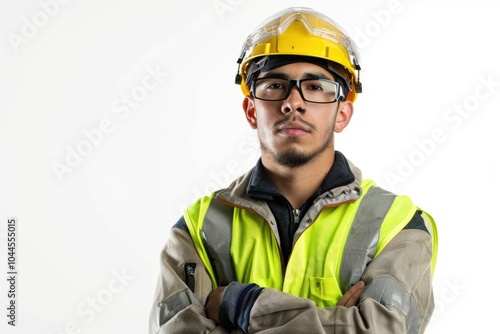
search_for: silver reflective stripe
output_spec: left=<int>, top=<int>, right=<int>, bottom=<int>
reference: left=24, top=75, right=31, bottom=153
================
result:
left=150, top=288, right=203, bottom=332
left=202, top=197, right=236, bottom=285
left=361, top=277, right=421, bottom=333
left=339, top=186, right=396, bottom=292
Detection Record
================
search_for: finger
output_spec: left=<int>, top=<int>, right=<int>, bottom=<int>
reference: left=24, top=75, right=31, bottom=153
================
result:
left=338, top=282, right=361, bottom=307
left=345, top=281, right=365, bottom=307
left=337, top=281, right=365, bottom=307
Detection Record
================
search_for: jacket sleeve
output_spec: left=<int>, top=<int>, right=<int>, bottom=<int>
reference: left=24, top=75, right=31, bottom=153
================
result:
left=223, top=226, right=436, bottom=334
left=149, top=219, right=240, bottom=334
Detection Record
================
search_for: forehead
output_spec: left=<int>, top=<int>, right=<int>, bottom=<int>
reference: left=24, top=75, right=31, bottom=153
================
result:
left=257, top=62, right=334, bottom=80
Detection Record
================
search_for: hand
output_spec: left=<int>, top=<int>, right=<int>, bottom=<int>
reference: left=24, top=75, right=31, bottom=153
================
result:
left=205, top=286, right=226, bottom=323
left=337, top=281, right=365, bottom=307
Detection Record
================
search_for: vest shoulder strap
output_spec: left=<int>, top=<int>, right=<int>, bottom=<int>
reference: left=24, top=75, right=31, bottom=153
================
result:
left=339, top=185, right=399, bottom=292
left=202, top=197, right=236, bottom=285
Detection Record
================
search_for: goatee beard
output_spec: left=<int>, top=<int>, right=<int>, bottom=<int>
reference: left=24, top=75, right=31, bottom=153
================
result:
left=274, top=149, right=313, bottom=167
left=269, top=136, right=332, bottom=168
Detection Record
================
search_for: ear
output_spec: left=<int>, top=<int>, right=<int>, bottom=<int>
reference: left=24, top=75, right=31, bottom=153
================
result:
left=243, top=96, right=257, bottom=129
left=334, top=100, right=354, bottom=133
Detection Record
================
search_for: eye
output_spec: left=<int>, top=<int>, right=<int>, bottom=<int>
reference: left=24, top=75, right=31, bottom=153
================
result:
left=305, top=83, right=323, bottom=91
left=302, top=79, right=326, bottom=91
left=266, top=82, right=285, bottom=89
left=303, top=80, right=337, bottom=94
left=262, top=79, right=287, bottom=90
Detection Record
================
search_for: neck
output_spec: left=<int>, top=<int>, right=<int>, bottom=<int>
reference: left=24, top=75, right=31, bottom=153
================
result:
left=262, top=149, right=335, bottom=209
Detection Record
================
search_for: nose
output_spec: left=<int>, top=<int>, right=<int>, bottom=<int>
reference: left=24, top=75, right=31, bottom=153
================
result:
left=282, top=86, right=306, bottom=114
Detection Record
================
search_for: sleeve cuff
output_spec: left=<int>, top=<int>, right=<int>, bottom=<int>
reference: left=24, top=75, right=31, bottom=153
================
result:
left=219, top=282, right=262, bottom=333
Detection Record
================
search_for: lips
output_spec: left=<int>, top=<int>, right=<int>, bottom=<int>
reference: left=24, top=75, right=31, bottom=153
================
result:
left=277, top=122, right=310, bottom=136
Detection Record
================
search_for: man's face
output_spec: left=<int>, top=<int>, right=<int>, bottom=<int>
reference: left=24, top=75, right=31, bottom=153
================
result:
left=243, top=62, right=352, bottom=168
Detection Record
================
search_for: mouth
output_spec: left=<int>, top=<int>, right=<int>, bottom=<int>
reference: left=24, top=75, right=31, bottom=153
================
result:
left=277, top=122, right=311, bottom=136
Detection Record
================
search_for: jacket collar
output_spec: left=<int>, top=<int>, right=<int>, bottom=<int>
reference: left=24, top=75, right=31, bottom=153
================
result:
left=216, top=151, right=363, bottom=216
left=247, top=151, right=356, bottom=201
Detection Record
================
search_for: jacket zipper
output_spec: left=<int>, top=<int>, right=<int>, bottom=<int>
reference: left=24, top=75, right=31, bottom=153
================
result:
left=184, top=263, right=196, bottom=293
left=292, top=208, right=300, bottom=225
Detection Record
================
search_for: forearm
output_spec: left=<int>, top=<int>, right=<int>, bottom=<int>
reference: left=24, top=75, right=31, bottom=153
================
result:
left=247, top=288, right=407, bottom=334
left=216, top=285, right=404, bottom=334
left=217, top=230, right=434, bottom=334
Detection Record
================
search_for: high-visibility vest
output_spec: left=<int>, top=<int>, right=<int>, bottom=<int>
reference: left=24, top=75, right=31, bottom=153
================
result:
left=184, top=179, right=438, bottom=307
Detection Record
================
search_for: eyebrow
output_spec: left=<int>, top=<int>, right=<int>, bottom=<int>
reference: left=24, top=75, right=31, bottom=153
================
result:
left=259, top=71, right=333, bottom=80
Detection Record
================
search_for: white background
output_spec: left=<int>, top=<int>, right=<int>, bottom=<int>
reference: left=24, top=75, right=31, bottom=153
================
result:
left=1, top=0, right=499, bottom=333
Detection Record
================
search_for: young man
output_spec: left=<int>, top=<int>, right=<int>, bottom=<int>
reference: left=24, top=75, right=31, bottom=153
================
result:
left=149, top=7, right=438, bottom=334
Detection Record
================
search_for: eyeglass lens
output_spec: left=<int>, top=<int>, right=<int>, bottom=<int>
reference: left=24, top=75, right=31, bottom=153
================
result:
left=253, top=78, right=339, bottom=103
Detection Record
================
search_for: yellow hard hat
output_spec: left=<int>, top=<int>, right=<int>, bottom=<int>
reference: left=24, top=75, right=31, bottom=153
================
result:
left=235, top=7, right=362, bottom=102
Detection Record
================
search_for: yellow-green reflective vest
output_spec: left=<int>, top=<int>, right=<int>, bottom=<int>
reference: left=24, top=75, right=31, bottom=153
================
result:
left=184, top=179, right=438, bottom=307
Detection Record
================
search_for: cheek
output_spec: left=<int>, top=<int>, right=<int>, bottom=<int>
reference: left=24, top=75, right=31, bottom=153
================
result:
left=256, top=117, right=273, bottom=140
left=253, top=112, right=277, bottom=144
left=253, top=104, right=277, bottom=128
left=319, top=122, right=335, bottom=138
left=312, top=110, right=337, bottom=132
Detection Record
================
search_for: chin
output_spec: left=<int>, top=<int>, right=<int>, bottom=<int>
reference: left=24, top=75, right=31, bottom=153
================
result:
left=275, top=149, right=312, bottom=168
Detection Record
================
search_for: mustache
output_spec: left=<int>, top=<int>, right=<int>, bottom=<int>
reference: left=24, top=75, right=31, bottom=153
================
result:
left=274, top=114, right=316, bottom=131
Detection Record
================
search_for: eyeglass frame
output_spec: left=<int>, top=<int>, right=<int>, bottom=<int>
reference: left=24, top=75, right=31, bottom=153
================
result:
left=250, top=76, right=345, bottom=104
